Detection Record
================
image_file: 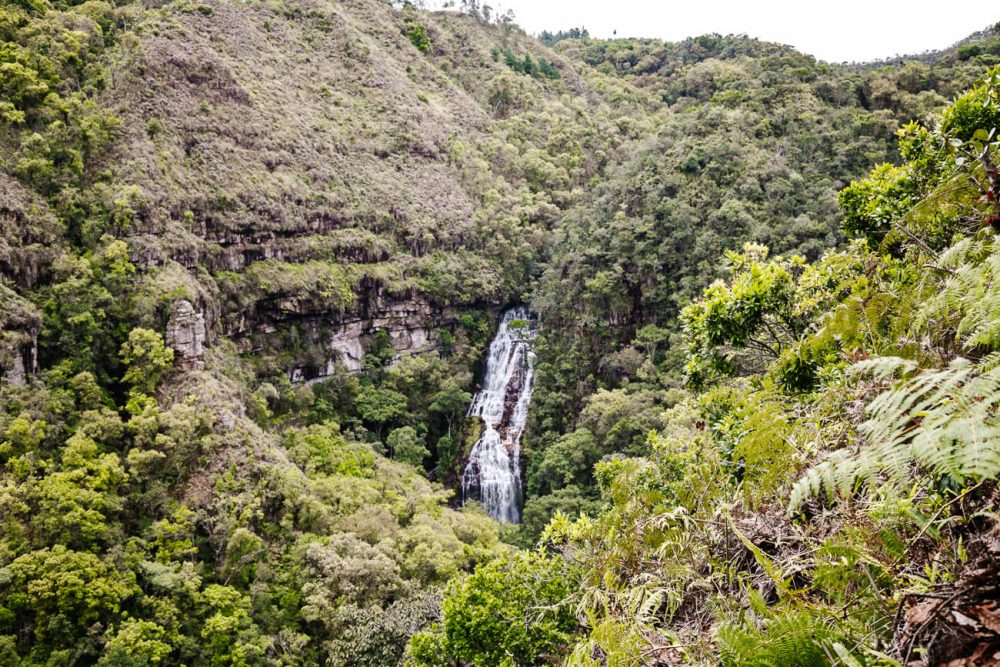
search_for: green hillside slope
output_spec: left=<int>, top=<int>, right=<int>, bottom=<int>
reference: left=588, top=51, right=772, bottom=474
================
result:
left=3, top=0, right=1000, bottom=664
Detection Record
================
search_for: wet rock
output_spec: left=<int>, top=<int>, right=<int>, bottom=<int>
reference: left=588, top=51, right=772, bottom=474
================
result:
left=461, top=307, right=535, bottom=523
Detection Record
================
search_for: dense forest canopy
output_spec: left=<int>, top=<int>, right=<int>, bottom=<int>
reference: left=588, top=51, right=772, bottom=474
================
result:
left=2, top=0, right=1000, bottom=664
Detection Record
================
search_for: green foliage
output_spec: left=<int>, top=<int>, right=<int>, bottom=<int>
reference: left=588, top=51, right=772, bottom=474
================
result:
left=913, top=232, right=1000, bottom=352
left=500, top=47, right=560, bottom=79
left=517, top=485, right=603, bottom=548
left=521, top=385, right=672, bottom=542
left=459, top=310, right=491, bottom=348
left=838, top=161, right=918, bottom=243
left=528, top=30, right=976, bottom=460
left=682, top=244, right=808, bottom=388
left=40, top=253, right=122, bottom=382
left=717, top=610, right=844, bottom=667
left=423, top=550, right=578, bottom=667
left=234, top=261, right=355, bottom=314
left=285, top=422, right=376, bottom=477
left=33, top=433, right=127, bottom=549
left=120, top=328, right=174, bottom=394
left=199, top=584, right=268, bottom=665
left=406, top=22, right=431, bottom=54
left=99, top=620, right=174, bottom=666
left=1, top=546, right=135, bottom=652
left=538, top=27, right=589, bottom=47
left=0, top=414, right=47, bottom=461
left=524, top=57, right=1000, bottom=667
left=327, top=596, right=439, bottom=667
left=529, top=429, right=601, bottom=495
left=791, top=355, right=1000, bottom=508
left=565, top=618, right=645, bottom=667
left=387, top=425, right=430, bottom=467
left=940, top=66, right=1000, bottom=141
left=407, top=623, right=450, bottom=667
left=363, top=329, right=396, bottom=371
left=356, top=385, right=408, bottom=434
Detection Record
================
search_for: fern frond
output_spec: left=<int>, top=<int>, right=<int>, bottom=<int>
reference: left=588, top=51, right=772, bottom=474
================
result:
left=848, top=356, right=917, bottom=380
left=717, top=609, right=841, bottom=667
left=914, top=234, right=1000, bottom=352
left=791, top=357, right=1000, bottom=509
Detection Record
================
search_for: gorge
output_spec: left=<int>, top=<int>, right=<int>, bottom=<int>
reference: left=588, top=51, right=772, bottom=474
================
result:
left=2, top=0, right=1000, bottom=663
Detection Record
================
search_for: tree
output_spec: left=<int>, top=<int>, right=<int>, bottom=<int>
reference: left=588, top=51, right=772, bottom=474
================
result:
left=429, top=381, right=471, bottom=437
left=0, top=414, right=47, bottom=460
left=199, top=585, right=269, bottom=666
left=681, top=243, right=809, bottom=389
left=405, top=22, right=431, bottom=54
left=32, top=433, right=127, bottom=549
left=529, top=429, right=601, bottom=496
left=120, top=328, right=174, bottom=394
left=41, top=254, right=114, bottom=377
left=301, top=535, right=403, bottom=610
left=1, top=546, right=134, bottom=653
left=99, top=620, right=173, bottom=666
left=356, top=385, right=408, bottom=437
left=424, top=550, right=578, bottom=666
left=387, top=426, right=429, bottom=467
left=517, top=486, right=603, bottom=547
left=362, top=330, right=395, bottom=372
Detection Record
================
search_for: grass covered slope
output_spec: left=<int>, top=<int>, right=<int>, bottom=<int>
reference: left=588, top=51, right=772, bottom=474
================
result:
left=102, top=0, right=655, bottom=348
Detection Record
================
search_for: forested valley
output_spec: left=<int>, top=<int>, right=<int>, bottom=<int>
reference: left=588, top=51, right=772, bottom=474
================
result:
left=2, top=0, right=1000, bottom=663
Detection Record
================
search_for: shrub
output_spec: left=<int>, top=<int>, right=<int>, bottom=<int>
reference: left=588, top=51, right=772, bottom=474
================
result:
left=430, top=550, right=578, bottom=667
left=406, top=22, right=430, bottom=54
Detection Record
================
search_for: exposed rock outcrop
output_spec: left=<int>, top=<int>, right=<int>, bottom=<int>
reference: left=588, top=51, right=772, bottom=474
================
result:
left=0, top=174, right=62, bottom=289
left=0, top=285, right=41, bottom=386
left=166, top=300, right=207, bottom=370
left=291, top=297, right=465, bottom=381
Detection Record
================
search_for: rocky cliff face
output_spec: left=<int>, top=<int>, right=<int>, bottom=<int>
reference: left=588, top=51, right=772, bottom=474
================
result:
left=308, top=298, right=456, bottom=376
left=90, top=0, right=629, bottom=380
left=0, top=286, right=40, bottom=387
left=0, top=176, right=62, bottom=291
left=235, top=292, right=478, bottom=382
left=166, top=300, right=208, bottom=371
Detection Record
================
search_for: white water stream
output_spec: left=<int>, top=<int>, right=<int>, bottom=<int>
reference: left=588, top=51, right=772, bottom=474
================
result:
left=461, top=307, right=535, bottom=523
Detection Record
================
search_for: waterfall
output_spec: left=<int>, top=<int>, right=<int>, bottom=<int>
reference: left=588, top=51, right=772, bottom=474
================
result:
left=461, top=307, right=535, bottom=523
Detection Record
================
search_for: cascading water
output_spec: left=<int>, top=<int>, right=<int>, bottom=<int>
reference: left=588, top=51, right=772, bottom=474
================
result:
left=461, top=307, right=535, bottom=523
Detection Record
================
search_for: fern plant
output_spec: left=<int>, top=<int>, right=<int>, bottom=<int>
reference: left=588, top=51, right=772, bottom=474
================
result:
left=790, top=353, right=1000, bottom=508
left=792, top=230, right=1000, bottom=509
left=717, top=608, right=843, bottom=667
left=565, top=619, right=646, bottom=667
left=913, top=232, right=1000, bottom=354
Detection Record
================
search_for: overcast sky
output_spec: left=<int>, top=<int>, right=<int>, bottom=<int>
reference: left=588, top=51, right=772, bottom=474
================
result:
left=437, top=1, right=998, bottom=63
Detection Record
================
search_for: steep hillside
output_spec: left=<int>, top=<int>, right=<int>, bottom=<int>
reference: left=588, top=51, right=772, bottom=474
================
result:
left=0, top=0, right=660, bottom=663
left=518, top=29, right=1000, bottom=545
left=98, top=0, right=661, bottom=376
left=416, top=64, right=1000, bottom=667
left=4, top=0, right=1000, bottom=664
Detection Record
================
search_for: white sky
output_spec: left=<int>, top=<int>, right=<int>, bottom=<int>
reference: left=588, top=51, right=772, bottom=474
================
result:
left=437, top=1, right=999, bottom=63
